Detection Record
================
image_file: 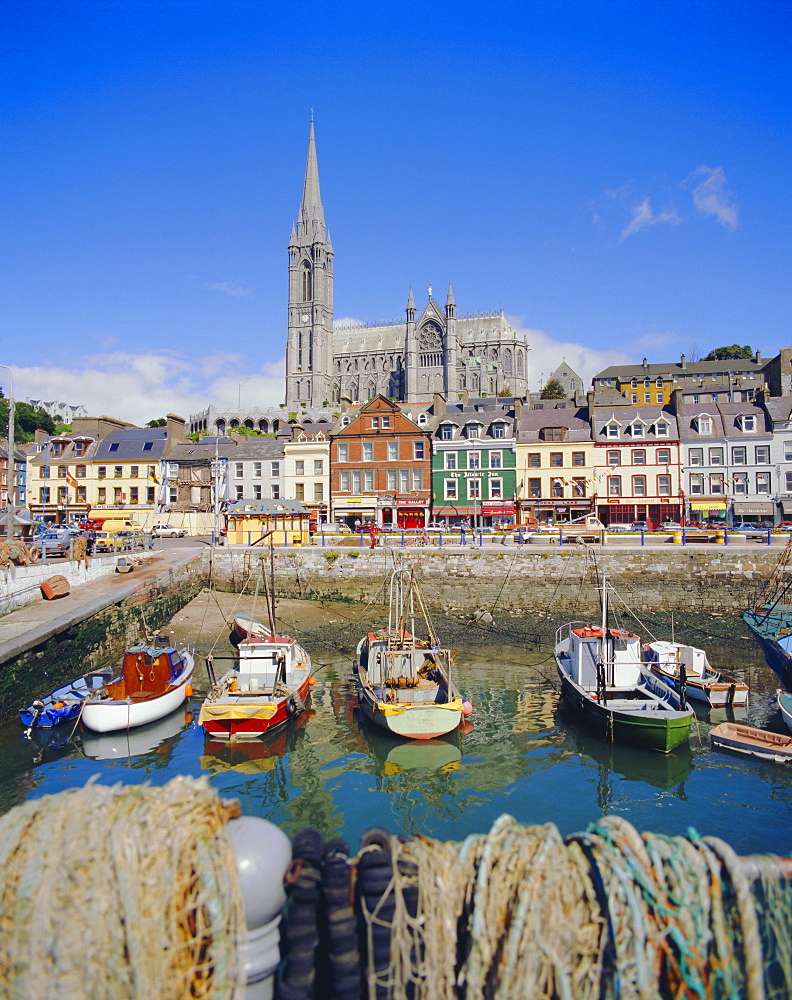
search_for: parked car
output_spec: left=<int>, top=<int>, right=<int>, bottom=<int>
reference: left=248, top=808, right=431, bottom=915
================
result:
left=778, top=521, right=792, bottom=530
left=316, top=522, right=352, bottom=534
left=607, top=523, right=633, bottom=532
left=683, top=521, right=705, bottom=530
left=151, top=523, right=186, bottom=538
left=659, top=521, right=682, bottom=530
left=630, top=521, right=649, bottom=531
left=732, top=522, right=772, bottom=537
left=93, top=531, right=133, bottom=552
left=31, top=530, right=74, bottom=558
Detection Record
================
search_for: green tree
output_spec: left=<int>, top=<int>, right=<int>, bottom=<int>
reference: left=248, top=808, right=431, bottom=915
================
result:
left=703, top=345, right=754, bottom=361
left=0, top=396, right=56, bottom=442
left=146, top=418, right=167, bottom=427
left=540, top=378, right=566, bottom=399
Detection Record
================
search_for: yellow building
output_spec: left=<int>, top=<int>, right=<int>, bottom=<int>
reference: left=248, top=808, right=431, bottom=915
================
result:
left=224, top=500, right=311, bottom=545
left=283, top=429, right=330, bottom=528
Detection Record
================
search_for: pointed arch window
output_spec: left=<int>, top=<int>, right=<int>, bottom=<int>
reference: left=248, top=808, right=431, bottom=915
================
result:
left=302, top=262, right=313, bottom=301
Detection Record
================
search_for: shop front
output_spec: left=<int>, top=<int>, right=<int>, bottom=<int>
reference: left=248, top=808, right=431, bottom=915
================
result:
left=596, top=500, right=682, bottom=528
left=379, top=496, right=429, bottom=529
left=731, top=501, right=776, bottom=526
left=533, top=498, right=592, bottom=525
left=331, top=496, right=378, bottom=529
left=432, top=502, right=516, bottom=528
left=688, top=499, right=727, bottom=526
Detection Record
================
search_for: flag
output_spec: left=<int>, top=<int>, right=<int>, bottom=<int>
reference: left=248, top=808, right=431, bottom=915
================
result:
left=552, top=477, right=565, bottom=486
left=149, top=470, right=160, bottom=484
left=66, top=471, right=77, bottom=489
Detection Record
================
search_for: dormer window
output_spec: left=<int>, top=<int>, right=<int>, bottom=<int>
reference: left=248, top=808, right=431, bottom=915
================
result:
left=606, top=423, right=619, bottom=438
left=655, top=421, right=669, bottom=437
left=740, top=414, right=756, bottom=432
left=540, top=427, right=565, bottom=441
left=656, top=378, right=663, bottom=388
left=439, top=424, right=454, bottom=441
left=340, top=415, right=350, bottom=427
left=491, top=422, right=506, bottom=439
left=466, top=424, right=481, bottom=439
left=695, top=416, right=711, bottom=435
left=417, top=413, right=427, bottom=426
left=630, top=422, right=644, bottom=438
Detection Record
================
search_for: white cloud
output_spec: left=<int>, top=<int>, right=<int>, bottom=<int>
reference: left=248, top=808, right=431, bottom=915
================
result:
left=508, top=322, right=633, bottom=391
left=686, top=165, right=739, bottom=230
left=205, top=281, right=253, bottom=298
left=621, top=197, right=682, bottom=240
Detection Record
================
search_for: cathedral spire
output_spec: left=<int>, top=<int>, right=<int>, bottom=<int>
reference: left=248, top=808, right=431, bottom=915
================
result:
left=300, top=120, right=324, bottom=226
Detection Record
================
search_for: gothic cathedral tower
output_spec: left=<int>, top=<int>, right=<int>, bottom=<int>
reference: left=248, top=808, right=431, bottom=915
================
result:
left=285, top=121, right=334, bottom=408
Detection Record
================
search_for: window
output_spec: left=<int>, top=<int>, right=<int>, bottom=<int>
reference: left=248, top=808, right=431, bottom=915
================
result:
left=689, top=474, right=703, bottom=495
left=74, top=441, right=85, bottom=456
left=528, top=453, right=541, bottom=468
left=693, top=395, right=700, bottom=404
left=41, top=465, right=50, bottom=479
left=387, top=442, right=398, bottom=461
left=352, top=471, right=362, bottom=492
left=710, top=475, right=724, bottom=495
left=785, top=442, right=792, bottom=463
left=440, top=424, right=453, bottom=440
left=340, top=471, right=350, bottom=491
left=656, top=449, right=671, bottom=465
left=656, top=394, right=663, bottom=404
left=631, top=423, right=644, bottom=438
left=336, top=445, right=348, bottom=463
left=468, top=452, right=481, bottom=470
left=412, top=471, right=422, bottom=490
left=490, top=478, right=502, bottom=499
left=362, top=444, right=373, bottom=462
left=657, top=475, right=671, bottom=496
left=387, top=470, right=397, bottom=491
left=295, top=483, right=305, bottom=501
left=40, top=487, right=51, bottom=504
left=632, top=475, right=647, bottom=496
left=296, top=459, right=305, bottom=474
left=757, top=473, right=771, bottom=494
left=552, top=477, right=564, bottom=497
left=254, top=485, right=262, bottom=500
left=755, top=445, right=770, bottom=464
left=529, top=478, right=541, bottom=498
left=643, top=394, right=651, bottom=404
left=143, top=442, right=153, bottom=451
left=445, top=452, right=457, bottom=470
left=364, top=470, right=374, bottom=491
left=58, top=486, right=68, bottom=502
left=371, top=417, right=379, bottom=429
left=76, top=465, right=86, bottom=478
left=230, top=483, right=241, bottom=501
left=109, top=443, right=119, bottom=452
left=271, top=462, right=280, bottom=477
left=147, top=487, right=155, bottom=503
left=130, top=465, right=139, bottom=479
left=417, top=413, right=427, bottom=426
left=655, top=421, right=669, bottom=437
left=732, top=446, right=747, bottom=465
left=114, top=466, right=122, bottom=478
left=314, top=460, right=323, bottom=475
left=235, top=462, right=243, bottom=478
left=253, top=462, right=262, bottom=477
left=381, top=415, right=390, bottom=428
left=696, top=417, right=712, bottom=435
left=631, top=394, right=638, bottom=404
left=444, top=479, right=457, bottom=501
left=733, top=474, right=748, bottom=495
left=572, top=478, right=585, bottom=495
left=540, top=427, right=565, bottom=441
left=632, top=450, right=646, bottom=465
left=114, top=487, right=122, bottom=503
left=786, top=472, right=792, bottom=492
left=709, top=447, right=724, bottom=466
left=688, top=448, right=703, bottom=466
left=130, top=487, right=139, bottom=504
left=606, top=423, right=619, bottom=438
left=607, top=450, right=621, bottom=466
left=490, top=451, right=502, bottom=469
left=550, top=452, right=563, bottom=467
left=607, top=476, right=621, bottom=497
left=58, top=466, right=67, bottom=479
left=711, top=394, right=719, bottom=403
left=314, top=483, right=323, bottom=501
left=742, top=415, right=756, bottom=432
left=468, top=478, right=481, bottom=499
left=413, top=441, right=425, bottom=460
left=491, top=423, right=505, bottom=439
left=467, top=424, right=481, bottom=439
left=572, top=452, right=585, bottom=467
left=400, top=471, right=409, bottom=492
left=271, top=485, right=280, bottom=499
left=340, top=416, right=350, bottom=427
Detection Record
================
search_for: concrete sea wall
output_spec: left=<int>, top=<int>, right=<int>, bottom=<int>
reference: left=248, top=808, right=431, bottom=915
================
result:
left=208, top=545, right=777, bottom=616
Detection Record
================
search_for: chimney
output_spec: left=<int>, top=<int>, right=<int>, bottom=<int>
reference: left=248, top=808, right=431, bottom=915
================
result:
left=432, top=391, right=446, bottom=416
left=642, top=357, right=648, bottom=369
left=680, top=354, right=687, bottom=370
left=165, top=413, right=187, bottom=446
left=755, top=350, right=762, bottom=364
left=514, top=398, right=523, bottom=420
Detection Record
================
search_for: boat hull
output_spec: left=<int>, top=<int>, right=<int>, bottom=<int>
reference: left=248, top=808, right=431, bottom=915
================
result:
left=81, top=655, right=195, bottom=733
left=711, top=721, right=792, bottom=764
left=557, top=669, right=692, bottom=754
left=357, top=686, right=462, bottom=740
left=743, top=609, right=792, bottom=689
left=648, top=665, right=749, bottom=708
left=200, top=676, right=312, bottom=740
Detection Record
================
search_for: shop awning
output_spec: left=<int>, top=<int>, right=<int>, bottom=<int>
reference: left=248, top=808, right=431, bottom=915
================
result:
left=690, top=501, right=727, bottom=511
left=732, top=501, right=775, bottom=516
left=781, top=500, right=792, bottom=515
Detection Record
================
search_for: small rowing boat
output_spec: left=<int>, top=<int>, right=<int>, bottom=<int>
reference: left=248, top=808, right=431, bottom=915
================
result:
left=710, top=721, right=792, bottom=764
left=20, top=668, right=113, bottom=731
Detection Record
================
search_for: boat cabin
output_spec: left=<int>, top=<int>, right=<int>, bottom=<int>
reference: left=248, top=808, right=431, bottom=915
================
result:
left=236, top=637, right=294, bottom=692
left=645, top=641, right=708, bottom=678
left=104, top=639, right=183, bottom=701
left=359, top=631, right=439, bottom=689
left=568, top=626, right=643, bottom=689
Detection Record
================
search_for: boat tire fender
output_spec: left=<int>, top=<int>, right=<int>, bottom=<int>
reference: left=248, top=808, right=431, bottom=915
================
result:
left=286, top=692, right=305, bottom=717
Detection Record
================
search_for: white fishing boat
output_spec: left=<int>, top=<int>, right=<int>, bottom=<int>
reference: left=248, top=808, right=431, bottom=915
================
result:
left=554, top=569, right=694, bottom=754
left=354, top=567, right=467, bottom=740
left=81, top=637, right=195, bottom=734
left=643, top=641, right=749, bottom=708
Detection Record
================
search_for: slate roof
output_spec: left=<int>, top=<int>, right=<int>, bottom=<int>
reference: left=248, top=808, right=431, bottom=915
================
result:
left=516, top=407, right=592, bottom=443
left=590, top=406, right=678, bottom=442
left=94, top=427, right=168, bottom=462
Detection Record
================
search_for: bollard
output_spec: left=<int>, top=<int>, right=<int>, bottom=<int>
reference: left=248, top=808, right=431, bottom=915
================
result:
left=359, top=531, right=364, bottom=548
left=321, top=532, right=325, bottom=547
left=673, top=530, right=683, bottom=545
left=767, top=528, right=772, bottom=545
left=601, top=530, right=605, bottom=546
left=640, top=529, right=645, bottom=546
left=478, top=531, right=483, bottom=547
left=227, top=815, right=291, bottom=1000
left=438, top=531, right=443, bottom=548
left=401, top=531, right=406, bottom=547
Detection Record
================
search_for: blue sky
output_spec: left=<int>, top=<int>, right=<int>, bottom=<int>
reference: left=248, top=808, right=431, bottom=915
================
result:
left=1, top=0, right=789, bottom=424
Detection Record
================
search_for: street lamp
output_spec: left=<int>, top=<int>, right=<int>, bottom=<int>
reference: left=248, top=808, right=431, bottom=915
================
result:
left=0, top=365, right=15, bottom=542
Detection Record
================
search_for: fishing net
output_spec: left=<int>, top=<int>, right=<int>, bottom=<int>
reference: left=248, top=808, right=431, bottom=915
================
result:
left=362, top=813, right=792, bottom=1000
left=0, top=775, right=245, bottom=1000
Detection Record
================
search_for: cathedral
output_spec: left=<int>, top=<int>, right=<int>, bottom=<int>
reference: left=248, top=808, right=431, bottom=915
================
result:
left=285, top=123, right=530, bottom=408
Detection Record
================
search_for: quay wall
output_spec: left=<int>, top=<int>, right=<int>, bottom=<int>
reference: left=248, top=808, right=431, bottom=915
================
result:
left=209, top=544, right=777, bottom=616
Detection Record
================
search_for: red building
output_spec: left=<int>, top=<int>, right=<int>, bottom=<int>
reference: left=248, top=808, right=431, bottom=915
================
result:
left=330, top=396, right=432, bottom=528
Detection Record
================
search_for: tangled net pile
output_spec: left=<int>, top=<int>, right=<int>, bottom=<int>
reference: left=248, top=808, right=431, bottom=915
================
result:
left=365, top=813, right=792, bottom=1000
left=0, top=776, right=245, bottom=1000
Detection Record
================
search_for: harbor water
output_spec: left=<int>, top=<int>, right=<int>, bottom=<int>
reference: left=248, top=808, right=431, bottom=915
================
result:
left=1, top=593, right=790, bottom=856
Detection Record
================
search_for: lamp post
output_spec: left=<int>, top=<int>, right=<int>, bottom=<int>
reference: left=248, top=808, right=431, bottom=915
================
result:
left=0, top=365, right=15, bottom=541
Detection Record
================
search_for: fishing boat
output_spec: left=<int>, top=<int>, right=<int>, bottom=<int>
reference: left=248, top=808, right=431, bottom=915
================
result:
left=744, top=534, right=792, bottom=688
left=198, top=620, right=313, bottom=740
left=19, top=667, right=113, bottom=731
left=554, top=571, right=694, bottom=753
left=778, top=690, right=792, bottom=734
left=80, top=637, right=195, bottom=734
left=354, top=568, right=466, bottom=740
left=710, top=721, right=792, bottom=764
left=643, top=641, right=749, bottom=708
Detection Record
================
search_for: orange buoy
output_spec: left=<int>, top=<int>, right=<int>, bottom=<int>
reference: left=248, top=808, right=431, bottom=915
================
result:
left=184, top=684, right=193, bottom=697
left=308, top=676, right=316, bottom=686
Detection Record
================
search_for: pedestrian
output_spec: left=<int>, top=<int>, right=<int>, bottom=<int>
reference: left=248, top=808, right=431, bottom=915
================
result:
left=354, top=518, right=362, bottom=533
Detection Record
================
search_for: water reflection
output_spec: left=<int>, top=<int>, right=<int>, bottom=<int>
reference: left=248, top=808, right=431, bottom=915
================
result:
left=81, top=708, right=193, bottom=761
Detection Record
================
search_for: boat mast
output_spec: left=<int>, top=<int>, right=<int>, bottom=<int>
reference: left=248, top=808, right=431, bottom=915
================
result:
left=600, top=564, right=611, bottom=695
